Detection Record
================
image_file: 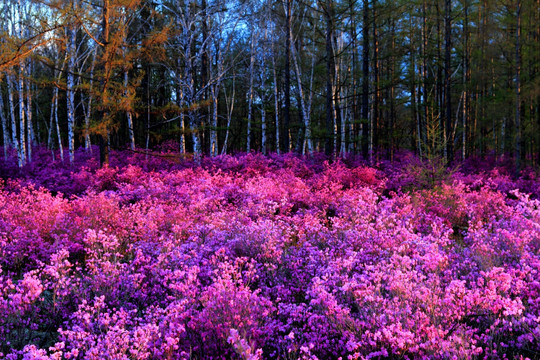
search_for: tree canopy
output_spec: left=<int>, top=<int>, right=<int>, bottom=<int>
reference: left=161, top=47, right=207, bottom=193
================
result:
left=0, top=0, right=538, bottom=167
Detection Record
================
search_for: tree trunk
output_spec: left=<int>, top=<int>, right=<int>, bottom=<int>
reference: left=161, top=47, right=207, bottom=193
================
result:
left=210, top=85, right=219, bottom=157
left=247, top=29, right=255, bottom=152
left=84, top=48, right=96, bottom=152
left=371, top=0, right=379, bottom=164
left=7, top=74, right=21, bottom=166
left=124, top=69, right=135, bottom=150
left=17, top=63, right=26, bottom=166
left=361, top=0, right=369, bottom=159
left=99, top=0, right=111, bottom=167
left=390, top=20, right=396, bottom=161
left=221, top=73, right=235, bottom=155
left=411, top=16, right=421, bottom=157
left=290, top=25, right=313, bottom=154
left=325, top=0, right=335, bottom=156
left=515, top=0, right=521, bottom=173
left=25, top=60, right=33, bottom=163
left=261, top=106, right=267, bottom=155
left=462, top=0, right=469, bottom=160
left=422, top=0, right=428, bottom=149
left=444, top=0, right=453, bottom=163
left=0, top=85, right=8, bottom=160
left=283, top=0, right=291, bottom=152
left=67, top=25, right=77, bottom=163
left=271, top=36, right=280, bottom=154
left=54, top=82, right=64, bottom=162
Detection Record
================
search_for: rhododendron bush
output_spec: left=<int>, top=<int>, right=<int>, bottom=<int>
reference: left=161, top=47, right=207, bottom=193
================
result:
left=0, top=148, right=539, bottom=359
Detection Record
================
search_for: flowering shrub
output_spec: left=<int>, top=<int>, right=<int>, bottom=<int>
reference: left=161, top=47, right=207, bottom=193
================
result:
left=0, top=148, right=539, bottom=359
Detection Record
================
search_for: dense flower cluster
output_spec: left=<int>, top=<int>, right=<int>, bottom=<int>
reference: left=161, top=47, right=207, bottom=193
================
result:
left=0, top=148, right=539, bottom=359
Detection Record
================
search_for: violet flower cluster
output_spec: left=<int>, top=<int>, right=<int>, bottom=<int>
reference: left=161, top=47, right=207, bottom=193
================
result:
left=0, top=148, right=539, bottom=359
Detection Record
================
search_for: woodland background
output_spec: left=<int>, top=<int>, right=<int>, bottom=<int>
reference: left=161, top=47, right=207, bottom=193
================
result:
left=0, top=0, right=538, bottom=168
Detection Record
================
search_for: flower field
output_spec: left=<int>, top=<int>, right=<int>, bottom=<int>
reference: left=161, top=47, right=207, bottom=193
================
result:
left=1, top=149, right=539, bottom=359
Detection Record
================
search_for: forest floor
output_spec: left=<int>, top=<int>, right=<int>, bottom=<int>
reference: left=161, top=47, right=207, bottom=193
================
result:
left=0, top=146, right=539, bottom=359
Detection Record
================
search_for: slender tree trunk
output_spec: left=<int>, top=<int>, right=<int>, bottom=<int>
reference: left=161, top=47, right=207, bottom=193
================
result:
left=462, top=0, right=469, bottom=160
left=261, top=106, right=267, bottom=155
left=174, top=9, right=185, bottom=155
left=121, top=11, right=135, bottom=152
left=371, top=0, right=378, bottom=164
left=15, top=0, right=26, bottom=166
left=210, top=32, right=223, bottom=158
left=47, top=84, right=54, bottom=152
left=436, top=2, right=444, bottom=158
left=501, top=117, right=506, bottom=157
left=444, top=0, right=453, bottom=163
left=182, top=2, right=199, bottom=157
left=325, top=0, right=335, bottom=156
left=247, top=30, right=255, bottom=152
left=221, top=72, right=235, bottom=155
left=176, top=63, right=186, bottom=154
left=0, top=87, right=8, bottom=160
left=515, top=0, right=521, bottom=173
left=361, top=0, right=369, bottom=159
left=340, top=92, right=347, bottom=156
left=290, top=28, right=313, bottom=154
left=179, top=105, right=186, bottom=154
left=271, top=37, right=280, bottom=154
left=25, top=60, right=33, bottom=163
left=210, top=38, right=223, bottom=157
left=422, top=0, right=428, bottom=149
left=17, top=64, right=26, bottom=166
left=411, top=18, right=421, bottom=156
left=201, top=0, right=209, bottom=154
left=54, top=82, right=64, bottom=162
left=283, top=0, right=291, bottom=152
left=210, top=85, right=219, bottom=157
left=124, top=69, right=135, bottom=150
left=306, top=36, right=316, bottom=155
left=260, top=26, right=269, bottom=155
left=84, top=48, right=96, bottom=152
left=99, top=0, right=111, bottom=166
left=145, top=69, right=151, bottom=156
left=390, top=20, right=396, bottom=161
left=7, top=74, right=21, bottom=166
left=67, top=25, right=77, bottom=163
left=348, top=0, right=357, bottom=154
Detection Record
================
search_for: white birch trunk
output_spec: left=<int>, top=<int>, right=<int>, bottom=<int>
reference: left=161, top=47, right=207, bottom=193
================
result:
left=25, top=60, right=33, bottom=163
left=210, top=40, right=223, bottom=157
left=124, top=69, right=135, bottom=150
left=54, top=84, right=64, bottom=162
left=221, top=74, right=235, bottom=155
left=176, top=83, right=186, bottom=154
left=246, top=30, right=255, bottom=153
left=260, top=27, right=268, bottom=155
left=181, top=0, right=200, bottom=158
left=290, top=38, right=313, bottom=155
left=7, top=74, right=21, bottom=166
left=17, top=64, right=26, bottom=166
left=66, top=24, right=77, bottom=163
left=16, top=0, right=27, bottom=166
left=0, top=88, right=8, bottom=160
left=47, top=84, right=54, bottom=152
left=23, top=1, right=33, bottom=163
